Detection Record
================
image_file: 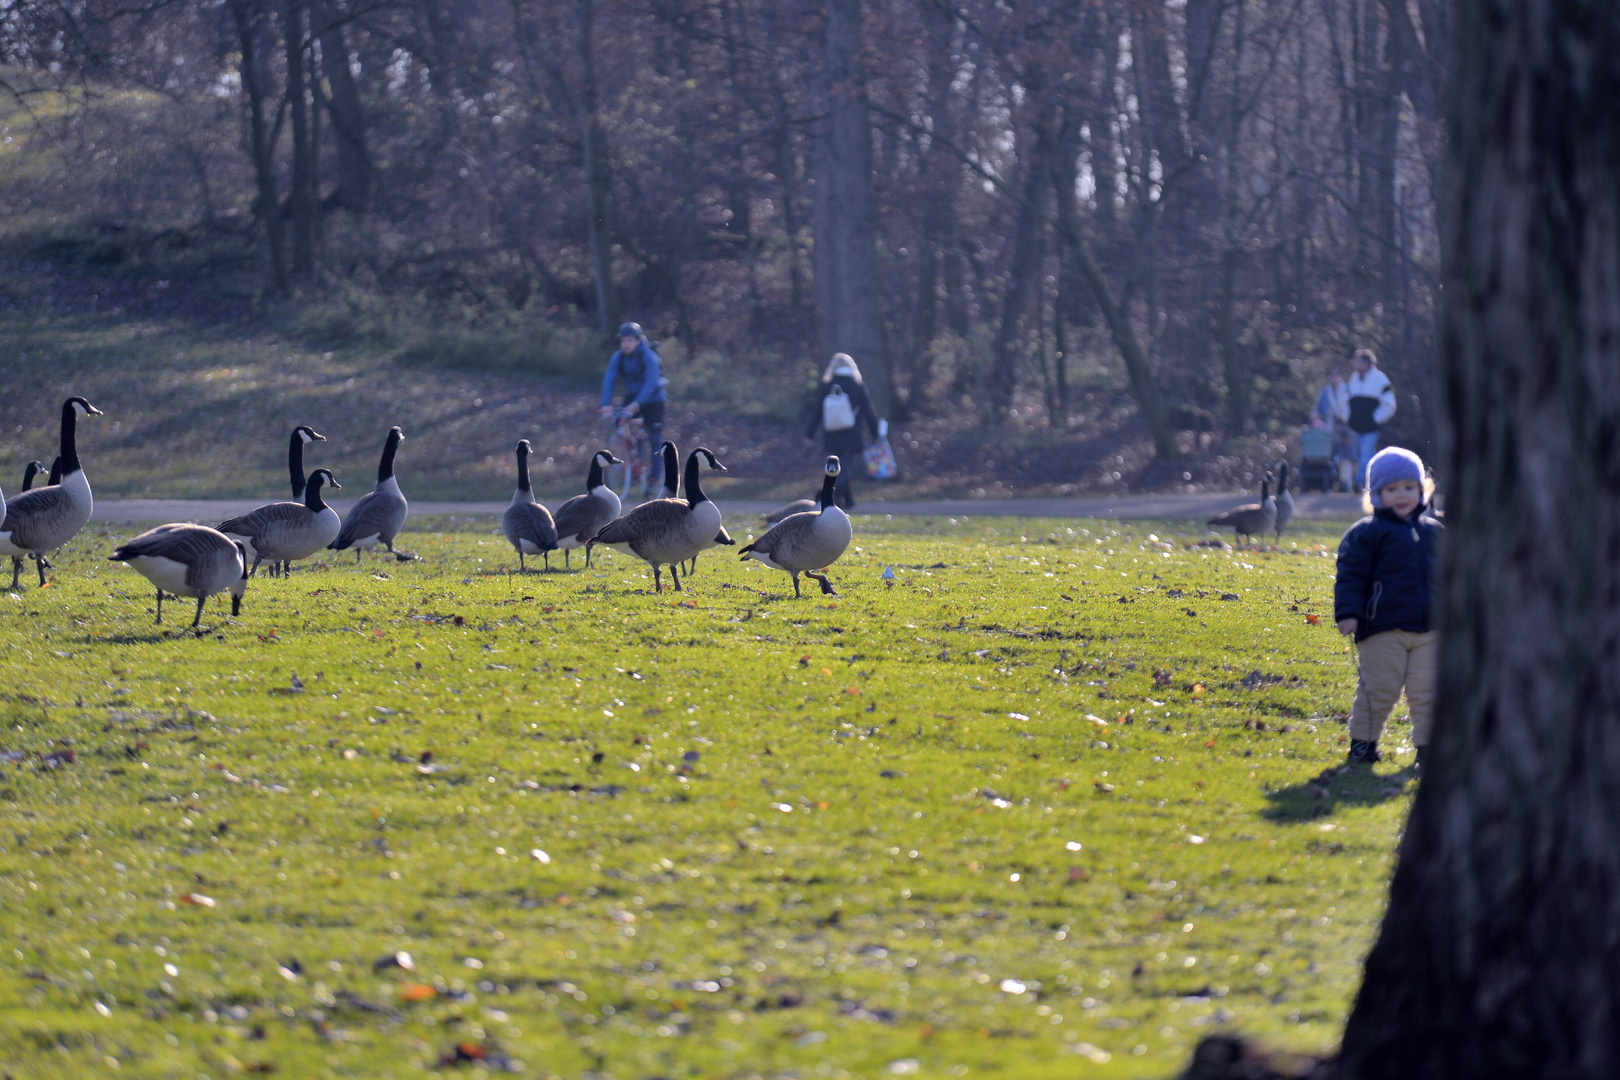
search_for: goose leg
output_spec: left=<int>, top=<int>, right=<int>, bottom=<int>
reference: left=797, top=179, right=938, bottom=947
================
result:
left=669, top=563, right=683, bottom=593
left=564, top=549, right=572, bottom=570
left=155, top=589, right=163, bottom=624
left=9, top=557, right=19, bottom=591
left=192, top=595, right=206, bottom=628
left=356, top=550, right=363, bottom=564
left=35, top=556, right=46, bottom=587
left=807, top=571, right=838, bottom=596
left=652, top=565, right=663, bottom=592
left=518, top=552, right=526, bottom=572
left=791, top=573, right=802, bottom=599
left=544, top=551, right=551, bottom=571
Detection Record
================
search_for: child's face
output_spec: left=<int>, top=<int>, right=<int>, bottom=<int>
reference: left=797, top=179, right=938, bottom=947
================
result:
left=1380, top=478, right=1423, bottom=517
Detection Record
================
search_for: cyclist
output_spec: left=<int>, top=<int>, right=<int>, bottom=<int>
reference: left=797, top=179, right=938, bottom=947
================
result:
left=598, top=322, right=667, bottom=490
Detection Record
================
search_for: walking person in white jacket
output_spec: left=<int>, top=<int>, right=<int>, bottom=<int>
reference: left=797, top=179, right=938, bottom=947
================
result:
left=1345, top=348, right=1397, bottom=492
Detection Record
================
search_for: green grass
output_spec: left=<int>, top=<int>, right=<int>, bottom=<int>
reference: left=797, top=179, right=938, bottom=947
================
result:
left=0, top=514, right=1406, bottom=1079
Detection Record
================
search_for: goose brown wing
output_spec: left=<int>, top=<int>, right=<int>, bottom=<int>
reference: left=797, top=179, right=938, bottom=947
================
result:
left=505, top=501, right=557, bottom=549
left=335, top=489, right=406, bottom=547
left=553, top=493, right=613, bottom=543
left=3, top=486, right=78, bottom=550
left=111, top=524, right=229, bottom=565
left=1207, top=502, right=1262, bottom=527
left=219, top=500, right=307, bottom=539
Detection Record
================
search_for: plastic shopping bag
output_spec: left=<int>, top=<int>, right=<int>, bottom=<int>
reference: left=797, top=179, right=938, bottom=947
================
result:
left=864, top=419, right=898, bottom=480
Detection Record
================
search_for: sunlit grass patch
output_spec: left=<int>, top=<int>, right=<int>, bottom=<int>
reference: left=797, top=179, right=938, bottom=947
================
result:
left=0, top=515, right=1399, bottom=1078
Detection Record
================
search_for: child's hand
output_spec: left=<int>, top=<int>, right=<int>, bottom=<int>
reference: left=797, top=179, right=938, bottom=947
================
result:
left=1337, top=618, right=1358, bottom=636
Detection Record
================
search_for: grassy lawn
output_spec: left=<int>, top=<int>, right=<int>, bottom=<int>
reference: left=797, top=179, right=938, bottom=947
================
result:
left=0, top=513, right=1408, bottom=1079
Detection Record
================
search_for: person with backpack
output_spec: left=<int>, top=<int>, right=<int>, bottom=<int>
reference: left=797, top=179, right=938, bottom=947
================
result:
left=599, top=322, right=668, bottom=489
left=804, top=353, right=879, bottom=510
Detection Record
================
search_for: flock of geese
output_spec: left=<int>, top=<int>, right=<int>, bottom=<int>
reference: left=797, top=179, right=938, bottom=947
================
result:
left=0, top=398, right=856, bottom=628
left=1205, top=462, right=1296, bottom=546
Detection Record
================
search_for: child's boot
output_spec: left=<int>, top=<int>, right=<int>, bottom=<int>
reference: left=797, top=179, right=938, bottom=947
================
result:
left=1347, top=739, right=1381, bottom=764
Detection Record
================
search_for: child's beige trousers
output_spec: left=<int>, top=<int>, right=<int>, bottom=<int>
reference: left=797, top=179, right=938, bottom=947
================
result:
left=1349, top=629, right=1438, bottom=746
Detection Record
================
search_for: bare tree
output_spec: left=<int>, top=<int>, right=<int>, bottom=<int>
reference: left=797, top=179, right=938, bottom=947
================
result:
left=1338, top=1, right=1620, bottom=1075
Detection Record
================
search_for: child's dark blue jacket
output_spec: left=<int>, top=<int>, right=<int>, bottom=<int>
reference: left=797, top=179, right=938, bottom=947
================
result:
left=1333, top=504, right=1443, bottom=642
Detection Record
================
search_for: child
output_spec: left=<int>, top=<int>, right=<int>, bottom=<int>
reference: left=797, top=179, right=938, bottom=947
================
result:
left=1333, top=447, right=1442, bottom=769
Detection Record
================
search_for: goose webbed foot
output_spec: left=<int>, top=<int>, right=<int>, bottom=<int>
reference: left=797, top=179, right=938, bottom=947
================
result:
left=809, top=572, right=838, bottom=596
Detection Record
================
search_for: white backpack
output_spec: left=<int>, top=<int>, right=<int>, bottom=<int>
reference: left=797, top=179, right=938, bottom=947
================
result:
left=822, top=384, right=856, bottom=432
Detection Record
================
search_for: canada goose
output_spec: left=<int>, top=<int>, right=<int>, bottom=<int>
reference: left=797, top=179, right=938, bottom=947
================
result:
left=552, top=449, right=623, bottom=568
left=0, top=397, right=102, bottom=589
left=739, top=456, right=852, bottom=597
left=330, top=426, right=413, bottom=562
left=256, top=425, right=328, bottom=576
left=1207, top=478, right=1276, bottom=547
left=503, top=440, right=559, bottom=571
left=287, top=425, right=326, bottom=500
left=218, top=469, right=343, bottom=577
left=109, top=524, right=248, bottom=627
left=656, top=443, right=731, bottom=574
left=1272, top=462, right=1295, bottom=544
left=765, top=499, right=818, bottom=525
left=19, top=461, right=44, bottom=491
left=587, top=447, right=726, bottom=592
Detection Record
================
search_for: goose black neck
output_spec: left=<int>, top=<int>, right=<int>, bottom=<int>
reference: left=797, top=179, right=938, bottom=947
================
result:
left=58, top=400, right=82, bottom=477
left=663, top=445, right=680, bottom=495
left=819, top=470, right=838, bottom=511
left=21, top=462, right=41, bottom=492
left=516, top=444, right=532, bottom=494
left=377, top=430, right=401, bottom=482
left=304, top=473, right=329, bottom=512
left=683, top=451, right=707, bottom=506
left=47, top=457, right=62, bottom=486
left=586, top=453, right=606, bottom=490
left=289, top=430, right=308, bottom=499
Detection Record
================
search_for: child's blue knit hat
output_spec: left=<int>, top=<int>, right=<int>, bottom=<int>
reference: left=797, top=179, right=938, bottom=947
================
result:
left=1366, top=446, right=1425, bottom=507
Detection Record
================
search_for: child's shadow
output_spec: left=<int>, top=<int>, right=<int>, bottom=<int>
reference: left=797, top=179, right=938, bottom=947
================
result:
left=1262, top=762, right=1417, bottom=822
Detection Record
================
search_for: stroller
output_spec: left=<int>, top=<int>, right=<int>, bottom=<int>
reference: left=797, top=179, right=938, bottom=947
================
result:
left=1299, top=427, right=1337, bottom=492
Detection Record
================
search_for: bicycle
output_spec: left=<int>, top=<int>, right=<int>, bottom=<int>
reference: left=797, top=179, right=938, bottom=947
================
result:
left=606, top=407, right=655, bottom=502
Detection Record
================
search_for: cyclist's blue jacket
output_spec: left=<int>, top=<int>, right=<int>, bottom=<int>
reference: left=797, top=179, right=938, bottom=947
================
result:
left=600, top=343, right=666, bottom=407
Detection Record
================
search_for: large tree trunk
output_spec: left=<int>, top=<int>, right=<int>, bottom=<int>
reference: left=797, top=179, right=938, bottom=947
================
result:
left=229, top=0, right=289, bottom=296
left=1338, top=2, right=1620, bottom=1076
left=577, top=0, right=619, bottom=334
left=988, top=99, right=1054, bottom=419
left=317, top=8, right=373, bottom=214
left=814, top=0, right=891, bottom=418
left=286, top=0, right=316, bottom=279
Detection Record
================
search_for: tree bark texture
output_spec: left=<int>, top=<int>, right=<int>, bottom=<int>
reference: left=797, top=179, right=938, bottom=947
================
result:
left=577, top=0, right=619, bottom=334
left=286, top=0, right=316, bottom=278
left=814, top=0, right=891, bottom=419
left=988, top=99, right=1054, bottom=419
left=317, top=9, right=372, bottom=214
left=229, top=0, right=289, bottom=296
left=1339, top=2, right=1620, bottom=1076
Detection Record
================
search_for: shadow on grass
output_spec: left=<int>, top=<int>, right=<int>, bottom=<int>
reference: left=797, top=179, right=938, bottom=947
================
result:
left=1262, top=760, right=1417, bottom=822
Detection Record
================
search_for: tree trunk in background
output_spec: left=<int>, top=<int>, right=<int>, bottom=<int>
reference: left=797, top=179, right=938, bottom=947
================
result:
left=988, top=99, right=1053, bottom=419
left=229, top=0, right=289, bottom=296
left=1338, top=3, right=1620, bottom=1076
left=815, top=0, right=891, bottom=419
left=1354, top=0, right=1397, bottom=310
left=318, top=8, right=372, bottom=214
left=286, top=0, right=316, bottom=279
left=577, top=0, right=618, bottom=335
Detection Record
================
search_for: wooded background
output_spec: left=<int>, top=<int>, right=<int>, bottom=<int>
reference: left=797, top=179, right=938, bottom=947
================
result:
left=0, top=0, right=1446, bottom=462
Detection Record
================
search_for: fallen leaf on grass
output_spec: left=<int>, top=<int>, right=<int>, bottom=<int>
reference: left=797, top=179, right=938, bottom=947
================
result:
left=181, top=892, right=215, bottom=907
left=399, top=983, right=437, bottom=1003
left=1306, top=614, right=1322, bottom=625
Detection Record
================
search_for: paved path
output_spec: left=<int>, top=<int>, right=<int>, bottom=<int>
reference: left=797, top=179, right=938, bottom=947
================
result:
left=90, top=491, right=1364, bottom=523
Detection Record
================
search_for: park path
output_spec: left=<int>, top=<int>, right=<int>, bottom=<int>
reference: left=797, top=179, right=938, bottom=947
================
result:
left=90, top=491, right=1363, bottom=523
